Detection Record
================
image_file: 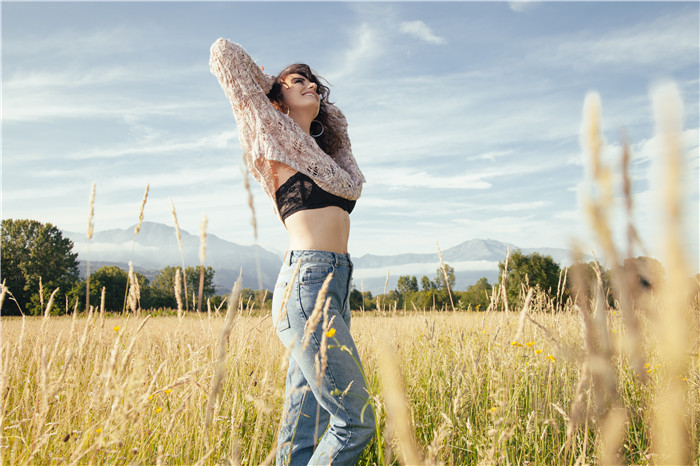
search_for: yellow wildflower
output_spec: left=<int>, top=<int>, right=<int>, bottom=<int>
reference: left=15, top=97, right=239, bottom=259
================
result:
left=644, top=363, right=650, bottom=368
left=165, top=389, right=172, bottom=394
left=113, top=325, right=120, bottom=332
left=155, top=407, right=163, bottom=413
left=489, top=407, right=498, bottom=412
left=526, top=341, right=535, bottom=347
left=95, top=428, right=102, bottom=434
left=326, top=328, right=336, bottom=338
left=535, top=349, right=543, bottom=355
left=546, top=354, right=555, bottom=362
left=510, top=341, right=522, bottom=347
left=148, top=395, right=153, bottom=400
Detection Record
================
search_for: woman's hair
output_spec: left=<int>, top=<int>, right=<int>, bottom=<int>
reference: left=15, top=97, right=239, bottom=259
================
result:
left=267, top=63, right=342, bottom=156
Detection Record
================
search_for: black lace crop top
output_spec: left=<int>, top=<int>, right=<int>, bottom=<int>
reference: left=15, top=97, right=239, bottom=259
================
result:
left=275, top=172, right=356, bottom=222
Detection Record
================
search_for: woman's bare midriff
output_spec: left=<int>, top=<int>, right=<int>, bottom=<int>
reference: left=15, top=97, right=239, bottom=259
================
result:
left=271, top=161, right=351, bottom=254
left=284, top=207, right=350, bottom=254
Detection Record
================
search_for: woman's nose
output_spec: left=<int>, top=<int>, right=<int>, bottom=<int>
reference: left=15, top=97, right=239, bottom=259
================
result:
left=309, top=82, right=317, bottom=91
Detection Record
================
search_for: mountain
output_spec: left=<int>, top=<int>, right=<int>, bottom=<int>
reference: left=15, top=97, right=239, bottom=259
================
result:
left=64, top=223, right=585, bottom=295
left=64, top=221, right=283, bottom=292
left=351, top=239, right=587, bottom=294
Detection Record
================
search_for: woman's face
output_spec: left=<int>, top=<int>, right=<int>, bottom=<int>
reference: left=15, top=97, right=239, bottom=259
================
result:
left=279, top=73, right=320, bottom=118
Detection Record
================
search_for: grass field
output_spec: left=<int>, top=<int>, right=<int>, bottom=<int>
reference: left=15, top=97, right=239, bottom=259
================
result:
left=1, top=303, right=698, bottom=464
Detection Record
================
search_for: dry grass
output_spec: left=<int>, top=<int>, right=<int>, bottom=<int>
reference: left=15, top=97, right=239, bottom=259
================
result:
left=1, top=305, right=698, bottom=464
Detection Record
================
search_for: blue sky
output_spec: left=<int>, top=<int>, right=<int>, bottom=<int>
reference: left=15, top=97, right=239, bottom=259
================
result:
left=2, top=1, right=699, bottom=272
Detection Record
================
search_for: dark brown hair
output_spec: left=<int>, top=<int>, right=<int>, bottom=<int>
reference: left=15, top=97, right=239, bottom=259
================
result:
left=266, top=64, right=341, bottom=155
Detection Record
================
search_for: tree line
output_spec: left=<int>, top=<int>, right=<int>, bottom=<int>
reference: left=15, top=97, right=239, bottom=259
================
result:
left=1, top=219, right=219, bottom=315
left=3, top=218, right=692, bottom=315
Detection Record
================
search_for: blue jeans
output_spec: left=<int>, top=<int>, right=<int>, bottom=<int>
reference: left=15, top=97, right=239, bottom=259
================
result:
left=271, top=250, right=375, bottom=465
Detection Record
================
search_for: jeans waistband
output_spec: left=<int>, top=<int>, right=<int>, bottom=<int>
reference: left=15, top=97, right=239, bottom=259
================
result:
left=283, top=250, right=352, bottom=267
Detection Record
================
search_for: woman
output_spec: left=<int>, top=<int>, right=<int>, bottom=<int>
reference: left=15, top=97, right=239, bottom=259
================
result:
left=210, top=38, right=375, bottom=465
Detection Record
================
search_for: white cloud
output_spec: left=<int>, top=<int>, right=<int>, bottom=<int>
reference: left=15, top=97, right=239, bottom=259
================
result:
left=399, top=20, right=446, bottom=45
left=545, top=10, right=699, bottom=70
left=327, top=23, right=381, bottom=81
left=497, top=201, right=551, bottom=212
left=3, top=26, right=143, bottom=59
left=66, top=130, right=239, bottom=160
left=369, top=169, right=491, bottom=190
left=508, top=2, right=539, bottom=13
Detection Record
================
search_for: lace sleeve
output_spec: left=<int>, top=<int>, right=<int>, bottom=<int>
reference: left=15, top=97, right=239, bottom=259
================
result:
left=210, top=38, right=365, bottom=202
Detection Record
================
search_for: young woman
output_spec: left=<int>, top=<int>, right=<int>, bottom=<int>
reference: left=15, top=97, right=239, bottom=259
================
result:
left=210, top=38, right=375, bottom=465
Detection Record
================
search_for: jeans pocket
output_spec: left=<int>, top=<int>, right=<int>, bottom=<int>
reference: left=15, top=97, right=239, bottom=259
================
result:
left=299, top=263, right=334, bottom=285
left=271, top=277, right=293, bottom=332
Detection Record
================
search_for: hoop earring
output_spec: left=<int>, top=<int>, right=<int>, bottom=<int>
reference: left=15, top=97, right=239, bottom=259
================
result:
left=310, top=120, right=324, bottom=138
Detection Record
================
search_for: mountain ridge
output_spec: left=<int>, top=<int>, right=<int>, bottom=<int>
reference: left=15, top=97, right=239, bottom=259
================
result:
left=63, top=222, right=583, bottom=295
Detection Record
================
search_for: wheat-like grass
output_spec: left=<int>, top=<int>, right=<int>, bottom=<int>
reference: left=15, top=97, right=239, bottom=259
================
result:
left=500, top=246, right=511, bottom=314
left=378, top=345, right=422, bottom=465
left=315, top=299, right=334, bottom=387
left=436, top=241, right=455, bottom=313
left=197, top=215, right=208, bottom=314
left=175, top=268, right=183, bottom=322
left=134, top=184, right=150, bottom=236
left=301, top=273, right=333, bottom=352
left=127, top=261, right=140, bottom=314
left=86, top=183, right=96, bottom=241
left=85, top=183, right=96, bottom=312
left=169, top=199, right=189, bottom=312
left=241, top=162, right=258, bottom=241
left=205, top=274, right=242, bottom=428
left=648, top=81, right=694, bottom=465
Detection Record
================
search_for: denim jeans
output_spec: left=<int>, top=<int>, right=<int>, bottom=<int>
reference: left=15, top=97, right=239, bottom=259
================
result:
left=271, top=250, right=375, bottom=465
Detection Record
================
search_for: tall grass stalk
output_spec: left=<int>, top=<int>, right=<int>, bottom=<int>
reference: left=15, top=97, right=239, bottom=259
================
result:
left=86, top=183, right=96, bottom=313
left=169, top=199, right=189, bottom=312
left=649, top=81, right=694, bottom=464
left=436, top=241, right=456, bottom=313
left=122, top=184, right=150, bottom=313
left=197, top=215, right=208, bottom=314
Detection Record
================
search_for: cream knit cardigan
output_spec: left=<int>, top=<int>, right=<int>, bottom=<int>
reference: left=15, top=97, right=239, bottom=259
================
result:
left=209, top=38, right=365, bottom=220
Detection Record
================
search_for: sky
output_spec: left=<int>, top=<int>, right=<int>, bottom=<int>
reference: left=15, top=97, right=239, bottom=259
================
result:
left=2, top=1, right=699, bottom=273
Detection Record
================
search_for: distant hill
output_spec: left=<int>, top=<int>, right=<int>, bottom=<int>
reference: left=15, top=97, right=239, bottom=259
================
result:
left=351, top=239, right=585, bottom=294
left=64, top=223, right=585, bottom=295
left=64, top=221, right=283, bottom=292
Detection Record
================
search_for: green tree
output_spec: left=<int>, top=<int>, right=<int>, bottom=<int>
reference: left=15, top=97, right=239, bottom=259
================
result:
left=396, top=275, right=418, bottom=295
left=435, top=264, right=456, bottom=290
left=69, top=266, right=150, bottom=312
left=240, top=288, right=272, bottom=311
left=420, top=275, right=435, bottom=291
left=349, top=288, right=373, bottom=311
left=499, top=250, right=561, bottom=307
left=152, top=265, right=216, bottom=310
left=1, top=219, right=79, bottom=315
left=463, top=277, right=492, bottom=311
